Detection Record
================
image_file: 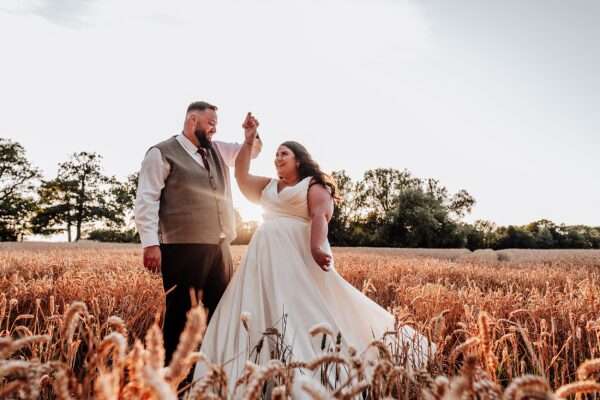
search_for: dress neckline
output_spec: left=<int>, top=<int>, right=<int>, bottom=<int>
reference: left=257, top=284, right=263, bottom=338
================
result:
left=275, top=176, right=310, bottom=195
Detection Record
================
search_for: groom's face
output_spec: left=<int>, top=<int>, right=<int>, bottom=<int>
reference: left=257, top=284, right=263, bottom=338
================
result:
left=190, top=109, right=218, bottom=144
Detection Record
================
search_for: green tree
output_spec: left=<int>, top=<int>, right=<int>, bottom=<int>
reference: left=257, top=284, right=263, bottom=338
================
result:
left=329, top=170, right=358, bottom=245
left=33, top=152, right=125, bottom=241
left=494, top=226, right=536, bottom=249
left=560, top=225, right=593, bottom=249
left=449, top=189, right=476, bottom=219
left=0, top=138, right=41, bottom=241
left=425, top=178, right=448, bottom=202
left=524, top=219, right=559, bottom=248
left=383, top=188, right=465, bottom=247
left=355, top=168, right=421, bottom=220
left=109, top=172, right=139, bottom=227
left=472, top=220, right=498, bottom=249
left=87, top=228, right=140, bottom=243
left=32, top=178, right=78, bottom=240
left=333, top=168, right=477, bottom=247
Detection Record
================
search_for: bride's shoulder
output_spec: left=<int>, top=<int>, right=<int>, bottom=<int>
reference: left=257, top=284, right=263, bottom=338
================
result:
left=260, top=178, right=277, bottom=195
left=306, top=177, right=334, bottom=197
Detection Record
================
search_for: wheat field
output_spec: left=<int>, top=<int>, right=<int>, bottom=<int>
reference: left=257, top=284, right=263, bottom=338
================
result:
left=2, top=243, right=600, bottom=399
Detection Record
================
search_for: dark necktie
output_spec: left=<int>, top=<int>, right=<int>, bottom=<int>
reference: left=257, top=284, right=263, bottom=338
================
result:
left=198, top=148, right=218, bottom=191
left=197, top=148, right=211, bottom=172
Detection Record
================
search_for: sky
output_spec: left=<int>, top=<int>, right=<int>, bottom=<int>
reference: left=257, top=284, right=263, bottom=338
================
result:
left=1, top=0, right=599, bottom=226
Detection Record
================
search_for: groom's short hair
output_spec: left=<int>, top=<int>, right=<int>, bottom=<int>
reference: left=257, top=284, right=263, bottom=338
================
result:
left=187, top=101, right=218, bottom=113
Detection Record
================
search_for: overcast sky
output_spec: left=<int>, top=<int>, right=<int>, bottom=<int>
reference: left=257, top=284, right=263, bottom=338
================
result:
left=1, top=0, right=598, bottom=226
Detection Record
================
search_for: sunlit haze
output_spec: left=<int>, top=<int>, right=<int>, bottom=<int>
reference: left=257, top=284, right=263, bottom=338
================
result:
left=1, top=0, right=598, bottom=226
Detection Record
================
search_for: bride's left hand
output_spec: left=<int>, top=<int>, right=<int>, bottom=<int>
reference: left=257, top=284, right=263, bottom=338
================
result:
left=311, top=247, right=332, bottom=271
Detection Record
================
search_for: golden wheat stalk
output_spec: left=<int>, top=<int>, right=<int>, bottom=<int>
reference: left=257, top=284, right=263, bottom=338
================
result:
left=431, top=375, right=450, bottom=399
left=233, top=360, right=260, bottom=393
left=49, top=295, right=55, bottom=315
left=94, top=371, right=119, bottom=400
left=0, top=359, right=30, bottom=378
left=60, top=301, right=88, bottom=346
left=449, top=337, right=480, bottom=368
left=271, top=384, right=287, bottom=400
left=0, top=379, right=26, bottom=397
left=367, top=340, right=393, bottom=361
left=576, top=358, right=600, bottom=380
left=298, top=376, right=332, bottom=400
left=309, top=323, right=335, bottom=338
left=240, top=311, right=251, bottom=332
left=141, top=364, right=178, bottom=400
left=243, top=360, right=286, bottom=400
left=339, top=381, right=369, bottom=399
left=503, top=375, right=552, bottom=400
left=96, top=332, right=127, bottom=379
left=52, top=367, right=76, bottom=400
left=105, top=315, right=128, bottom=338
left=305, top=353, right=349, bottom=371
left=144, top=323, right=165, bottom=370
left=477, top=311, right=496, bottom=371
left=121, top=340, right=145, bottom=399
left=370, top=359, right=393, bottom=396
left=188, top=364, right=229, bottom=399
left=0, top=334, right=50, bottom=359
left=555, top=380, right=600, bottom=398
left=164, top=305, right=207, bottom=388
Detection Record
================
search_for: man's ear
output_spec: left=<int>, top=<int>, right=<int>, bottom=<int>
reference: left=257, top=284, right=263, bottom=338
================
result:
left=185, top=114, right=196, bottom=131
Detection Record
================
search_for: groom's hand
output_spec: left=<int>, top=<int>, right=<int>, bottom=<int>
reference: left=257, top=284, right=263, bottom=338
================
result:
left=242, top=112, right=259, bottom=143
left=143, top=245, right=161, bottom=273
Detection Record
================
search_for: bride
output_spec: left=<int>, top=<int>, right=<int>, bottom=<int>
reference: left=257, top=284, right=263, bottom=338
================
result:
left=193, top=114, right=433, bottom=394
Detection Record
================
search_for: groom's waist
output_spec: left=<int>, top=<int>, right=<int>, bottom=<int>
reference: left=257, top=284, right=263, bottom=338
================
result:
left=159, top=209, right=236, bottom=244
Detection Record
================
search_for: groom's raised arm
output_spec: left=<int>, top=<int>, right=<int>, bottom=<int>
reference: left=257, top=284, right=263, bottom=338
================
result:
left=215, top=137, right=262, bottom=167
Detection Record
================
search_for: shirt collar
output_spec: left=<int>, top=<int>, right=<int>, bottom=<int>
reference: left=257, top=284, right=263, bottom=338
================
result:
left=177, top=133, right=201, bottom=154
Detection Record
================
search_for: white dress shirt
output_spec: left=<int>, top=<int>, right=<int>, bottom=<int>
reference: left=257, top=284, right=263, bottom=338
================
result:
left=134, top=134, right=254, bottom=248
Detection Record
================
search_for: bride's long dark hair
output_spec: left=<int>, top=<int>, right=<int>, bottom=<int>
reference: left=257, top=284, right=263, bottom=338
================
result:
left=280, top=141, right=340, bottom=202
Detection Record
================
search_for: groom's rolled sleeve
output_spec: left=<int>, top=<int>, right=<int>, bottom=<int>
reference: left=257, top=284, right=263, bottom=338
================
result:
left=134, top=148, right=168, bottom=248
left=215, top=138, right=262, bottom=167
left=214, top=141, right=242, bottom=167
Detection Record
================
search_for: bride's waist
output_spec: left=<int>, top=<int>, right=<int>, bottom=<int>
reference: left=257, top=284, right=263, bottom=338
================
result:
left=262, top=213, right=310, bottom=224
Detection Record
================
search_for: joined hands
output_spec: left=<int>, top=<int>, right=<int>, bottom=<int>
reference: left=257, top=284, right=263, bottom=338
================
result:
left=242, top=112, right=260, bottom=144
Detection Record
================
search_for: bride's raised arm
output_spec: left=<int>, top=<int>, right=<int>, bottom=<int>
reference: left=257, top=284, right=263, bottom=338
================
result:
left=235, top=113, right=271, bottom=203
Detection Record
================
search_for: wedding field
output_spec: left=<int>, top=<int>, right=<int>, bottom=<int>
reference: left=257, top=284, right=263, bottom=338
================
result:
left=2, top=243, right=600, bottom=399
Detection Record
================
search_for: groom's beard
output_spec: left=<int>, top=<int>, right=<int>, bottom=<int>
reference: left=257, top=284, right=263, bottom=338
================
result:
left=195, top=128, right=212, bottom=149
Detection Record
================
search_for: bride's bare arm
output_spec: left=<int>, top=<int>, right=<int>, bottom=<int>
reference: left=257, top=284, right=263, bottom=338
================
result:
left=308, top=183, right=334, bottom=271
left=235, top=113, right=270, bottom=203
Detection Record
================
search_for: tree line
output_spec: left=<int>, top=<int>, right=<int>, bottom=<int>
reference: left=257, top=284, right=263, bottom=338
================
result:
left=1, top=137, right=599, bottom=249
left=1, top=138, right=138, bottom=242
left=328, top=170, right=600, bottom=249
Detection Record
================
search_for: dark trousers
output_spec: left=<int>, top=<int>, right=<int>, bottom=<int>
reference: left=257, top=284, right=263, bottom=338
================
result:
left=160, top=242, right=233, bottom=366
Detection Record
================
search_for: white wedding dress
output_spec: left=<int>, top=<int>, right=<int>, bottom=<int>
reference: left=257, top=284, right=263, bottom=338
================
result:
left=193, top=176, right=433, bottom=395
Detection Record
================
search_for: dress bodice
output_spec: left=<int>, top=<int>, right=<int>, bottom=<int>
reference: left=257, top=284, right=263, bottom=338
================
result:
left=260, top=176, right=312, bottom=222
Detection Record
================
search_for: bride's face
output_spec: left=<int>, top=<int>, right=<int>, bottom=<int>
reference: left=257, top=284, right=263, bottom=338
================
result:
left=274, top=145, right=298, bottom=178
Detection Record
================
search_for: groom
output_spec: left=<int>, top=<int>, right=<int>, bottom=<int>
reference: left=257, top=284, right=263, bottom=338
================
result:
left=134, top=101, right=261, bottom=364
